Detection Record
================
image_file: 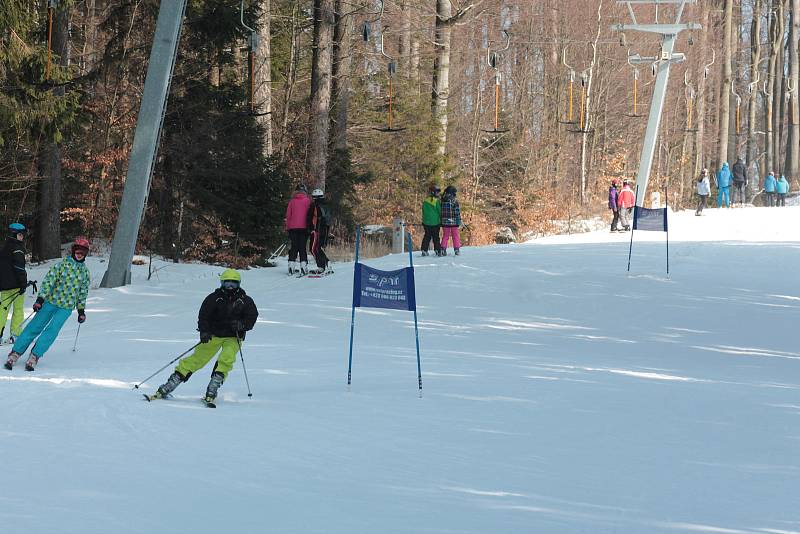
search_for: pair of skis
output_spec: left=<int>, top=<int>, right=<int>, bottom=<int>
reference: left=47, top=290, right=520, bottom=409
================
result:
left=142, top=393, right=217, bottom=408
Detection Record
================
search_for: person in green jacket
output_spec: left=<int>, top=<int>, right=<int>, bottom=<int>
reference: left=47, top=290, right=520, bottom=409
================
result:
left=421, top=184, right=442, bottom=256
left=5, top=237, right=91, bottom=372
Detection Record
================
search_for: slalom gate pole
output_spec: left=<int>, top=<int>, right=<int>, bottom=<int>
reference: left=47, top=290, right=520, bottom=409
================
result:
left=627, top=186, right=638, bottom=272
left=406, top=232, right=422, bottom=392
left=347, top=226, right=361, bottom=386
left=236, top=335, right=253, bottom=398
left=72, top=324, right=81, bottom=352
left=133, top=342, right=201, bottom=389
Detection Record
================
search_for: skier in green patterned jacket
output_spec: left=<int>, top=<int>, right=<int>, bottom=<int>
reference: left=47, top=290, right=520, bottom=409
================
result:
left=4, top=237, right=91, bottom=372
left=146, top=268, right=258, bottom=406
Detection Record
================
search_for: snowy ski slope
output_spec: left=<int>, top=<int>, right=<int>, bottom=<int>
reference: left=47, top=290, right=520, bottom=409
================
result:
left=1, top=206, right=798, bottom=534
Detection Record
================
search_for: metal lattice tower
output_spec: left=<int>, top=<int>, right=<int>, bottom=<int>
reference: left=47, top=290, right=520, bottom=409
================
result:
left=612, top=0, right=701, bottom=206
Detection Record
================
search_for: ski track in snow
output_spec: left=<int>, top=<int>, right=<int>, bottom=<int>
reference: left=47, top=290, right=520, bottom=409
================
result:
left=0, top=206, right=798, bottom=534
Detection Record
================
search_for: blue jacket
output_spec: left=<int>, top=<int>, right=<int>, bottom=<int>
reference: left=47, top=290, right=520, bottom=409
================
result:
left=776, top=176, right=790, bottom=194
left=764, top=174, right=777, bottom=193
left=716, top=163, right=732, bottom=188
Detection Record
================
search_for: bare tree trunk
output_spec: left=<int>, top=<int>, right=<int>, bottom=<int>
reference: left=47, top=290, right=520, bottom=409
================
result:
left=331, top=0, right=353, bottom=152
left=766, top=0, right=778, bottom=176
left=280, top=2, right=299, bottom=156
left=309, top=0, right=334, bottom=189
left=431, top=0, right=454, bottom=156
left=747, top=0, right=762, bottom=182
left=399, top=1, right=412, bottom=77
left=789, top=0, right=800, bottom=179
left=579, top=1, right=602, bottom=204
left=772, top=1, right=785, bottom=173
left=255, top=0, right=273, bottom=156
left=695, top=3, right=711, bottom=177
left=718, top=0, right=734, bottom=168
left=36, top=3, right=71, bottom=260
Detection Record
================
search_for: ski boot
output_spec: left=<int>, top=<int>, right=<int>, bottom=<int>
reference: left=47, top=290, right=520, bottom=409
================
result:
left=24, top=354, right=38, bottom=372
left=288, top=261, right=297, bottom=276
left=454, top=248, right=460, bottom=256
left=204, top=371, right=224, bottom=408
left=300, top=261, right=308, bottom=276
left=144, top=370, right=185, bottom=401
left=421, top=251, right=429, bottom=257
left=4, top=351, right=20, bottom=370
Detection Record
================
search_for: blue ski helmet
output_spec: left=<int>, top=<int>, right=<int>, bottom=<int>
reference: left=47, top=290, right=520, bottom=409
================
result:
left=8, top=223, right=25, bottom=238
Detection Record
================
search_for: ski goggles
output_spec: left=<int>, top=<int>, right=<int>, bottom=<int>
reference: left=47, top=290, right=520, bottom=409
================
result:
left=221, top=280, right=240, bottom=290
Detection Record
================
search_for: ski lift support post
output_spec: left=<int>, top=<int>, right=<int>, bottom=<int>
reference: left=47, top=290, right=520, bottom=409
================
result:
left=240, top=0, right=261, bottom=115
left=101, top=0, right=188, bottom=288
left=612, top=0, right=700, bottom=206
left=484, top=30, right=511, bottom=134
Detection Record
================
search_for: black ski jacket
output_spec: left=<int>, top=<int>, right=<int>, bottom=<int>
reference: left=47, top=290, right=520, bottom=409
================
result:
left=198, top=287, right=258, bottom=340
left=732, top=161, right=747, bottom=184
left=0, top=237, right=27, bottom=291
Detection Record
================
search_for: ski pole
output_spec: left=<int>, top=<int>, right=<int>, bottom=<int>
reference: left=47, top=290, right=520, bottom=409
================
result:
left=236, top=336, right=253, bottom=398
left=133, top=342, right=201, bottom=389
left=72, top=324, right=81, bottom=352
left=19, top=310, right=35, bottom=329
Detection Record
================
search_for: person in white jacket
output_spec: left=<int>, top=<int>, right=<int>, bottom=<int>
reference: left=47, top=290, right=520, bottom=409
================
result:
left=696, top=168, right=711, bottom=216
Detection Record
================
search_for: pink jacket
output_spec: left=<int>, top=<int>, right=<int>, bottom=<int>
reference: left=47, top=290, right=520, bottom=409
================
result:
left=285, top=192, right=311, bottom=230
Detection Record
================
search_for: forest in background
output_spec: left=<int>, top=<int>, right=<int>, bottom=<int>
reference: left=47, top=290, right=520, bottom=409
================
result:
left=1, top=0, right=797, bottom=265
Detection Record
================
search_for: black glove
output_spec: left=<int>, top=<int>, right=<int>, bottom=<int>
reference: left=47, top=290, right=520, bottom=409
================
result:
left=33, top=297, right=44, bottom=312
left=230, top=319, right=246, bottom=335
left=200, top=331, right=212, bottom=343
left=77, top=309, right=86, bottom=323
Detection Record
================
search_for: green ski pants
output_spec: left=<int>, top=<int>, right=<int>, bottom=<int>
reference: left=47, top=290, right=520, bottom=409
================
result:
left=176, top=336, right=239, bottom=379
left=0, top=288, right=24, bottom=338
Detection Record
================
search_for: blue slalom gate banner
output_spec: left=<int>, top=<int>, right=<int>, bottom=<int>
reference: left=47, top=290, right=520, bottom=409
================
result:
left=353, top=264, right=416, bottom=311
left=632, top=206, right=668, bottom=232
left=347, top=227, right=423, bottom=391
left=627, top=186, right=670, bottom=275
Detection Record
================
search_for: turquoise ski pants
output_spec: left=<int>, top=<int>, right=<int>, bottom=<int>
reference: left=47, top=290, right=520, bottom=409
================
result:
left=12, top=301, right=73, bottom=358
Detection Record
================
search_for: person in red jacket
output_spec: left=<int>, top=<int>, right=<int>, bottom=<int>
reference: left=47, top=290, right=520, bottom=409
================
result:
left=284, top=184, right=312, bottom=275
left=617, top=180, right=635, bottom=231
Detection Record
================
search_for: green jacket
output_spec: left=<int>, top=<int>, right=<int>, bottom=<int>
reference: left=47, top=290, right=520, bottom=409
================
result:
left=39, top=256, right=90, bottom=311
left=422, top=195, right=441, bottom=226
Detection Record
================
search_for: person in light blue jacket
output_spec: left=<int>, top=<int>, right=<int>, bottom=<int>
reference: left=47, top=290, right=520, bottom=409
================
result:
left=775, top=175, right=790, bottom=206
left=715, top=162, right=732, bottom=208
left=763, top=171, right=777, bottom=207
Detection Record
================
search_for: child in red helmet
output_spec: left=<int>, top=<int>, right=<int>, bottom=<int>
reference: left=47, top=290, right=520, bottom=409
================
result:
left=4, top=237, right=91, bottom=371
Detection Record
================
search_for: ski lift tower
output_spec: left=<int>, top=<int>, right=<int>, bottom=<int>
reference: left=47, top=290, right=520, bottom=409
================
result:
left=612, top=0, right=700, bottom=206
left=101, top=0, right=188, bottom=287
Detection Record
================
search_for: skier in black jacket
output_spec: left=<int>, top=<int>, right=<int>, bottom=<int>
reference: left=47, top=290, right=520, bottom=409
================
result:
left=307, top=188, right=332, bottom=274
left=0, top=223, right=30, bottom=343
left=146, top=269, right=258, bottom=406
left=732, top=158, right=748, bottom=207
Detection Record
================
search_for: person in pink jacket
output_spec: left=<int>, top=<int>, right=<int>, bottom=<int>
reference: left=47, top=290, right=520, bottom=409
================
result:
left=285, top=184, right=312, bottom=275
left=616, top=180, right=635, bottom=231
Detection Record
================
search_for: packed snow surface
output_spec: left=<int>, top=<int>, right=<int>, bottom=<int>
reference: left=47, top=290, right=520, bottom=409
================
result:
left=1, top=206, right=798, bottom=534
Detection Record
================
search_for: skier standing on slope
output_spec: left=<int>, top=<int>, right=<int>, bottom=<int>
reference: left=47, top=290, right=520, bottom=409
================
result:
left=421, top=184, right=442, bottom=255
left=307, top=188, right=332, bottom=274
left=0, top=223, right=32, bottom=344
left=617, top=180, right=635, bottom=231
left=695, top=168, right=711, bottom=216
left=608, top=179, right=621, bottom=232
left=285, top=184, right=312, bottom=276
left=5, top=237, right=90, bottom=371
left=763, top=171, right=777, bottom=207
left=715, top=162, right=733, bottom=208
left=145, top=269, right=258, bottom=407
left=732, top=158, right=748, bottom=207
left=440, top=185, right=462, bottom=256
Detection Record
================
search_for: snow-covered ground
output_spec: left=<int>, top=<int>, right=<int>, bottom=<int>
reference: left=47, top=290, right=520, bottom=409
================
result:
left=1, top=206, right=798, bottom=534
